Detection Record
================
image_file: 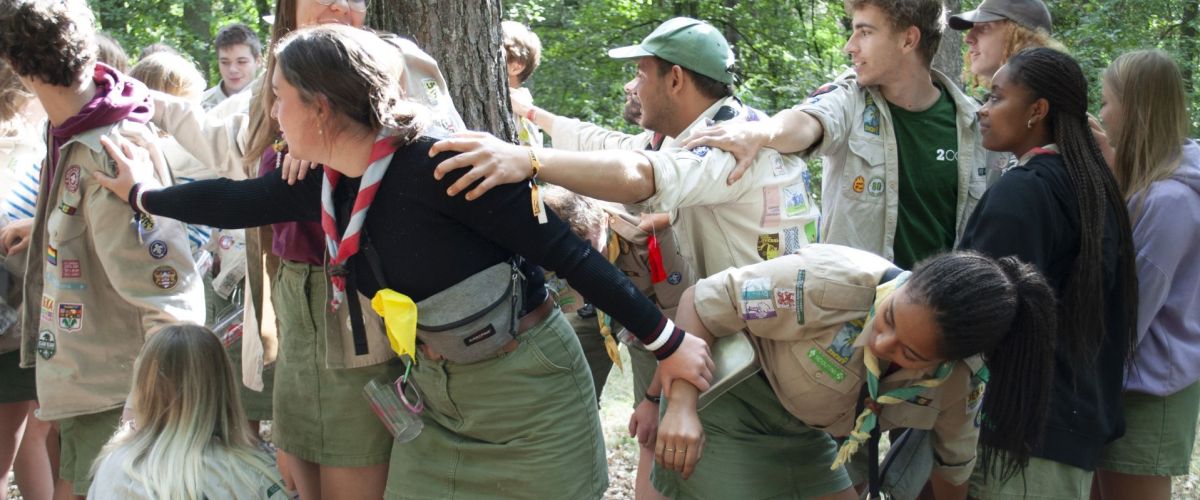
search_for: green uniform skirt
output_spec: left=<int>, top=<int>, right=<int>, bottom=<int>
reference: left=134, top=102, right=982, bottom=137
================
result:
left=652, top=373, right=851, bottom=499
left=272, top=260, right=402, bottom=467
left=385, top=308, right=606, bottom=499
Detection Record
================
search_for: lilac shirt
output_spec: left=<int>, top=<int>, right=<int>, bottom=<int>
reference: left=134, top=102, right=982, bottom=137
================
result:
left=259, top=149, right=325, bottom=266
left=1124, top=139, right=1200, bottom=396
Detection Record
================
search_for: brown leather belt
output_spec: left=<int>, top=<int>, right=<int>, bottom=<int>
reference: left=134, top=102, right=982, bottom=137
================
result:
left=419, top=296, right=554, bottom=361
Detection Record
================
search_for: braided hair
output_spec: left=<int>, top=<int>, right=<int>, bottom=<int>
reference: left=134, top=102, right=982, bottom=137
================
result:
left=907, top=252, right=1056, bottom=481
left=1003, top=48, right=1138, bottom=370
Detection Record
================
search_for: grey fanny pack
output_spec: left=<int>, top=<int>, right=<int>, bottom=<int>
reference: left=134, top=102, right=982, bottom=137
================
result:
left=413, top=259, right=526, bottom=364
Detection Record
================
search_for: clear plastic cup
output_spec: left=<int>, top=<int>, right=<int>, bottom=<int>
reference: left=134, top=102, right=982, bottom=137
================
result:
left=363, top=378, right=424, bottom=443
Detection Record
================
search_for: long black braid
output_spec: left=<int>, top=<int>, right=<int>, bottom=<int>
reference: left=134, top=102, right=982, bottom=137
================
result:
left=907, top=252, right=1057, bottom=481
left=1004, top=48, right=1139, bottom=369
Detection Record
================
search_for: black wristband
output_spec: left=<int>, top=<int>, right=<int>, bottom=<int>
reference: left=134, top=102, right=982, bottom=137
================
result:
left=644, top=392, right=662, bottom=404
left=127, top=182, right=143, bottom=214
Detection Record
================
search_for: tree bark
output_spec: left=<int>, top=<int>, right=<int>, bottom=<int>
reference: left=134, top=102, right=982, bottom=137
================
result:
left=367, top=0, right=516, bottom=142
left=183, top=0, right=213, bottom=76
left=932, top=0, right=963, bottom=89
left=1180, top=0, right=1198, bottom=97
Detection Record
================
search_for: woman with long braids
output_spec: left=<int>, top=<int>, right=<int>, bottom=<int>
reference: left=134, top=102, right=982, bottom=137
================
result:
left=959, top=47, right=1137, bottom=498
left=94, top=24, right=714, bottom=500
left=652, top=244, right=1057, bottom=499
left=1092, top=50, right=1200, bottom=500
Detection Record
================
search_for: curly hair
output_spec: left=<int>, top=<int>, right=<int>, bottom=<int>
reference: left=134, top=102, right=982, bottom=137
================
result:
left=845, top=0, right=944, bottom=66
left=0, top=0, right=97, bottom=86
left=964, top=19, right=1065, bottom=89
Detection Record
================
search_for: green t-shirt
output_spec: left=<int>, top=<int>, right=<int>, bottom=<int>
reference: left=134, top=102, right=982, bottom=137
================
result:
left=888, top=85, right=959, bottom=269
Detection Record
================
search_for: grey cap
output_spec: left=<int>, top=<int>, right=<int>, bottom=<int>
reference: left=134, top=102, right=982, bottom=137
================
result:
left=949, top=0, right=1053, bottom=34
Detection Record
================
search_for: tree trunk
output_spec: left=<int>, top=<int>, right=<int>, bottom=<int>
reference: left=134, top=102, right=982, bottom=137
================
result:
left=183, top=0, right=213, bottom=76
left=932, top=0, right=963, bottom=89
left=367, top=0, right=516, bottom=142
left=1180, top=0, right=1198, bottom=99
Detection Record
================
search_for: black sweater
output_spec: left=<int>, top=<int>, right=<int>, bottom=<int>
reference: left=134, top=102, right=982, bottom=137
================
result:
left=142, top=136, right=678, bottom=353
left=958, top=153, right=1129, bottom=470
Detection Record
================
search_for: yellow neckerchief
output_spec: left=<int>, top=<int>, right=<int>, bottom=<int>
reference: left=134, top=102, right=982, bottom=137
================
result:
left=596, top=229, right=624, bottom=371
left=831, top=273, right=956, bottom=469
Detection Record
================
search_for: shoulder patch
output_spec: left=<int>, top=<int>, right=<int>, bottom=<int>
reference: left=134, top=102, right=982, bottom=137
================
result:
left=808, top=84, right=837, bottom=99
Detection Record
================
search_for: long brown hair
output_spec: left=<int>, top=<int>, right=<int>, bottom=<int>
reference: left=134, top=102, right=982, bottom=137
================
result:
left=243, top=0, right=299, bottom=173
left=1104, top=50, right=1189, bottom=215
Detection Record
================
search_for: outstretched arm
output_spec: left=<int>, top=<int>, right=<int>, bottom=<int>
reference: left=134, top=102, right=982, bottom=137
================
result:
left=430, top=131, right=656, bottom=204
left=684, top=108, right=824, bottom=184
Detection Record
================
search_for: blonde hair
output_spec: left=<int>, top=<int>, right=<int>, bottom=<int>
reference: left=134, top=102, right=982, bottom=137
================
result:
left=129, top=52, right=206, bottom=99
left=1, top=59, right=34, bottom=137
left=1104, top=50, right=1190, bottom=214
left=964, top=19, right=1066, bottom=89
left=92, top=323, right=280, bottom=499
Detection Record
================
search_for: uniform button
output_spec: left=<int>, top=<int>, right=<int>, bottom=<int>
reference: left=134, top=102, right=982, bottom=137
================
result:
left=814, top=372, right=823, bottom=378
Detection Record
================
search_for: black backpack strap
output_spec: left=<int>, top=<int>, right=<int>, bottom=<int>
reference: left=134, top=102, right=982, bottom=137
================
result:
left=344, top=235, right=390, bottom=357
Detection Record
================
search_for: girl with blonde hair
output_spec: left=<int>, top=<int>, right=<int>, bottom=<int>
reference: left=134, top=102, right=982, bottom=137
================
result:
left=128, top=52, right=206, bottom=104
left=88, top=323, right=284, bottom=499
left=1093, top=49, right=1200, bottom=500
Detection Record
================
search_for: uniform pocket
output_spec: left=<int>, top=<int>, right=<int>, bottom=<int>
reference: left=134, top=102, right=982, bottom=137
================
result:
left=778, top=340, right=863, bottom=430
left=880, top=401, right=939, bottom=430
left=843, top=136, right=886, bottom=202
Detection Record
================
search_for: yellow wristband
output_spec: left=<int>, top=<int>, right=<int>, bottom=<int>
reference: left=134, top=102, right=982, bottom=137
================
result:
left=526, top=147, right=541, bottom=180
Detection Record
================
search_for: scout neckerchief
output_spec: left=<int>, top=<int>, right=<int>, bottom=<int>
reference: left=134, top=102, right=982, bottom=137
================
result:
left=1015, top=143, right=1059, bottom=168
left=831, top=273, right=956, bottom=470
left=321, top=132, right=401, bottom=309
left=596, top=231, right=624, bottom=370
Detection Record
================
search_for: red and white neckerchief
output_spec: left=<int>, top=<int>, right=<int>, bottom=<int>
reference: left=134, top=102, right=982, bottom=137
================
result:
left=322, top=133, right=401, bottom=309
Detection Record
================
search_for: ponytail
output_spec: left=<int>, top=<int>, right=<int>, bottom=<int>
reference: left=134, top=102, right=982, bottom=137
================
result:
left=907, top=252, right=1057, bottom=481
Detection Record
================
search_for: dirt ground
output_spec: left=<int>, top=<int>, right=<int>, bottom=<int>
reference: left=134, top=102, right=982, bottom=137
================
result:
left=8, top=351, right=1200, bottom=498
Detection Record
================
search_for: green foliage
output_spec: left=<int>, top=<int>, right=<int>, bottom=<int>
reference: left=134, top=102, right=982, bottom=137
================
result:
left=88, top=0, right=268, bottom=86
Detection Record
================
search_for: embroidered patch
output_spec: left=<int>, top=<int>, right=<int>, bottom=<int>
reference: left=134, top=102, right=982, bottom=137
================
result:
left=148, top=240, right=168, bottom=259
left=756, top=233, right=780, bottom=260
left=825, top=320, right=864, bottom=365
left=690, top=145, right=710, bottom=158
left=139, top=214, right=156, bottom=233
left=864, top=95, right=881, bottom=135
left=807, top=83, right=836, bottom=99
left=58, top=303, right=82, bottom=332
left=808, top=347, right=846, bottom=381
left=37, top=330, right=56, bottom=360
left=741, top=277, right=776, bottom=320
left=40, top=295, right=54, bottom=323
left=867, top=177, right=885, bottom=196
left=967, top=381, right=986, bottom=415
left=59, top=202, right=77, bottom=215
left=772, top=155, right=786, bottom=177
left=422, top=78, right=441, bottom=106
left=667, top=272, right=682, bottom=285
left=774, top=288, right=796, bottom=309
left=852, top=175, right=866, bottom=193
left=760, top=187, right=781, bottom=227
left=219, top=235, right=234, bottom=250
left=783, top=183, right=809, bottom=217
left=64, top=165, right=81, bottom=193
left=152, top=266, right=179, bottom=290
left=795, top=269, right=806, bottom=325
left=61, top=260, right=81, bottom=279
left=46, top=245, right=57, bottom=266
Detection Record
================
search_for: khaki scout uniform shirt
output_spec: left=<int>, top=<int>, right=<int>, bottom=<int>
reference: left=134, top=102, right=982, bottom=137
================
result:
left=693, top=244, right=985, bottom=484
left=797, top=70, right=989, bottom=262
left=548, top=116, right=654, bottom=152
left=19, top=122, right=204, bottom=420
left=639, top=97, right=820, bottom=278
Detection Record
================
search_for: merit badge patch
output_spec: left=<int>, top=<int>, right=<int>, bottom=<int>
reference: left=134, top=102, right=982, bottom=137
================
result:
left=807, top=347, right=846, bottom=381
left=139, top=214, right=156, bottom=233
left=57, top=303, right=82, bottom=332
left=63, top=165, right=82, bottom=193
left=40, top=295, right=54, bottom=323
left=61, top=259, right=81, bottom=279
left=825, top=320, right=864, bottom=365
left=37, top=330, right=56, bottom=360
left=760, top=187, right=781, bottom=227
left=807, top=84, right=836, bottom=100
left=667, top=271, right=682, bottom=285
left=772, top=155, right=786, bottom=177
left=863, top=99, right=881, bottom=135
left=774, top=288, right=796, bottom=310
left=867, top=177, right=885, bottom=196
left=741, top=277, right=776, bottom=320
left=795, top=270, right=806, bottom=325
left=422, top=78, right=441, bottom=106
left=148, top=240, right=168, bottom=259
left=46, top=245, right=57, bottom=266
left=152, top=266, right=179, bottom=290
left=783, top=183, right=809, bottom=217
left=967, top=382, right=986, bottom=414
left=219, top=235, right=234, bottom=250
left=852, top=175, right=866, bottom=193
left=59, top=202, right=77, bottom=215
left=756, top=233, right=780, bottom=260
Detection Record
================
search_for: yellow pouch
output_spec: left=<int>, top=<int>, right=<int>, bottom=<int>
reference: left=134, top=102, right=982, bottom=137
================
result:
left=371, top=289, right=418, bottom=360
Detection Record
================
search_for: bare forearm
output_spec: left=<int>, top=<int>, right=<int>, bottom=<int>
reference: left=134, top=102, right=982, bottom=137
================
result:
left=537, top=148, right=656, bottom=204
left=765, top=108, right=824, bottom=154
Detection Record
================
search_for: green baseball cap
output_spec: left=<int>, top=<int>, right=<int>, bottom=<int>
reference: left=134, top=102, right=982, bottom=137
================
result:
left=607, top=17, right=735, bottom=84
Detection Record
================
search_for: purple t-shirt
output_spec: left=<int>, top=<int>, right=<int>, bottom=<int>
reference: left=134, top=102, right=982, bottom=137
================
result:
left=258, top=149, right=325, bottom=266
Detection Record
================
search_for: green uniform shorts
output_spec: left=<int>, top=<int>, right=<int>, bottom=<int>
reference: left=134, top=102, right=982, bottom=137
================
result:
left=58, top=407, right=122, bottom=495
left=969, top=456, right=1093, bottom=499
left=1099, top=380, right=1200, bottom=476
left=385, top=308, right=607, bottom=499
left=652, top=373, right=852, bottom=499
left=271, top=260, right=402, bottom=467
